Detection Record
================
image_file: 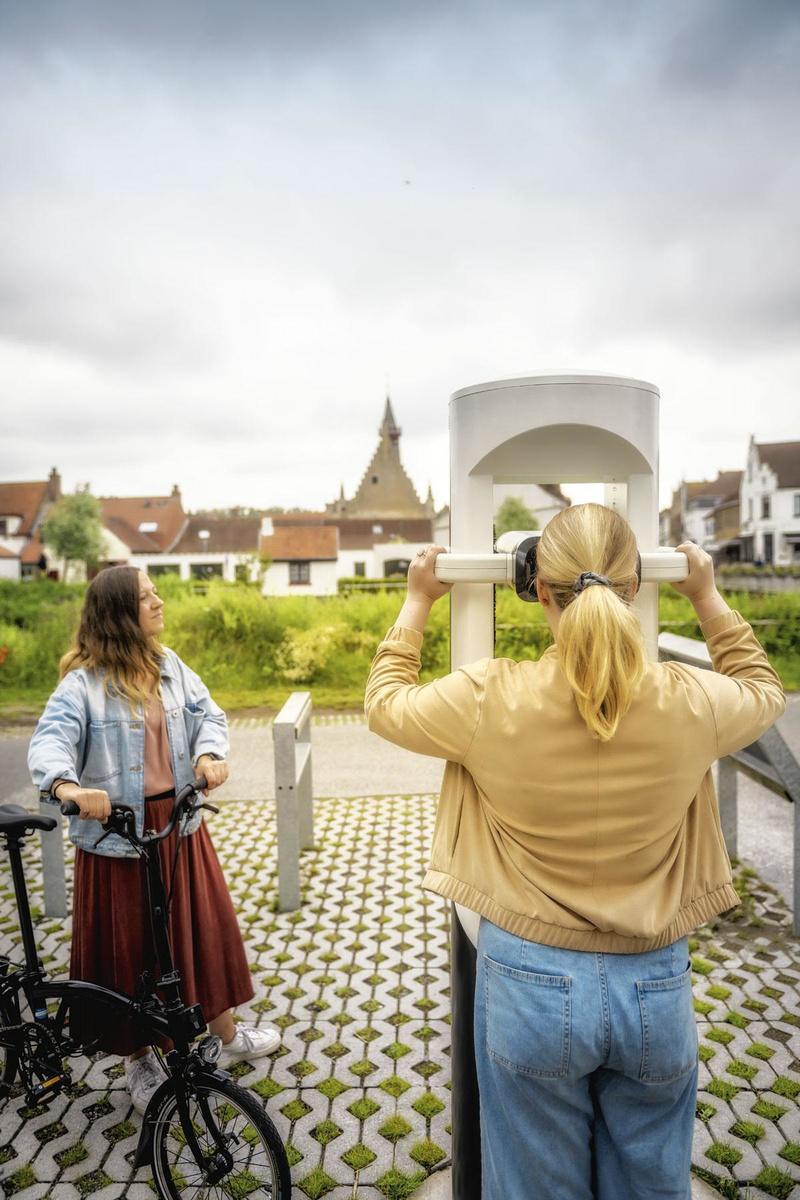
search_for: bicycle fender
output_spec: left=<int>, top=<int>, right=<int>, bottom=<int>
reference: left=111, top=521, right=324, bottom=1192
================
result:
left=132, top=1066, right=230, bottom=1169
left=133, top=1075, right=174, bottom=1169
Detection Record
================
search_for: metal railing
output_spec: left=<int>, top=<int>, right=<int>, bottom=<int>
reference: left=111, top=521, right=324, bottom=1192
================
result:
left=272, top=690, right=315, bottom=911
left=658, top=632, right=800, bottom=933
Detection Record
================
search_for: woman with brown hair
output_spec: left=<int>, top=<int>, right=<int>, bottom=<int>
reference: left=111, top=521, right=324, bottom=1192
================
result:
left=365, top=504, right=785, bottom=1200
left=28, top=566, right=279, bottom=1114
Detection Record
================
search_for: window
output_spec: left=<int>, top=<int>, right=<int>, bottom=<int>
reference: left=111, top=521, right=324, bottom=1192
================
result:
left=748, top=498, right=753, bottom=522
left=138, top=521, right=158, bottom=533
left=289, top=561, right=310, bottom=585
left=794, top=493, right=800, bottom=518
left=372, top=524, right=383, bottom=534
left=0, top=519, right=6, bottom=535
left=149, top=564, right=179, bottom=577
left=371, top=475, right=379, bottom=484
left=761, top=495, right=771, bottom=520
left=190, top=563, right=222, bottom=579
left=354, top=562, right=366, bottom=577
left=384, top=559, right=411, bottom=577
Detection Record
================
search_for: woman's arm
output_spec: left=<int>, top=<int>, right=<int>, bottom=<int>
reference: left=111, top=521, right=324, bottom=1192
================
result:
left=170, top=651, right=230, bottom=790
left=673, top=542, right=786, bottom=757
left=27, top=675, right=112, bottom=820
left=28, top=675, right=87, bottom=797
left=364, top=547, right=488, bottom=762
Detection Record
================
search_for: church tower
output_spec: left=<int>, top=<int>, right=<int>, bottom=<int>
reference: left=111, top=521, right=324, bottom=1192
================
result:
left=327, top=395, right=429, bottom=520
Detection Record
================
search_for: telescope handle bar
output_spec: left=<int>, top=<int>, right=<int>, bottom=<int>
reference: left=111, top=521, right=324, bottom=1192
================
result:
left=434, top=548, right=689, bottom=585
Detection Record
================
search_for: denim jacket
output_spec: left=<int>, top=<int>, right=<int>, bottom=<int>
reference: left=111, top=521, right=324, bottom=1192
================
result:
left=27, top=649, right=229, bottom=858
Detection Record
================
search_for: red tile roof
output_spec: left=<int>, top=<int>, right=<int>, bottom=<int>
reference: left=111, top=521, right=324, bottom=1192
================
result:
left=99, top=495, right=187, bottom=553
left=21, top=534, right=45, bottom=565
left=261, top=526, right=339, bottom=561
left=0, top=481, right=50, bottom=536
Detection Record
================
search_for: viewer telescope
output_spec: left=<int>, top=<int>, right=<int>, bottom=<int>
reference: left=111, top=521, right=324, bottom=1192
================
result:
left=433, top=531, right=689, bottom=602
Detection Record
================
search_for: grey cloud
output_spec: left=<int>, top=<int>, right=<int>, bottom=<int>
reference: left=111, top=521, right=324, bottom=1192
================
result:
left=0, top=0, right=456, bottom=60
left=659, top=0, right=800, bottom=94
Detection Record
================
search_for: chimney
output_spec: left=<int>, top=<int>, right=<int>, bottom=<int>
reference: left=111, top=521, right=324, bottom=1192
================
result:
left=171, top=484, right=181, bottom=500
left=47, top=468, right=61, bottom=502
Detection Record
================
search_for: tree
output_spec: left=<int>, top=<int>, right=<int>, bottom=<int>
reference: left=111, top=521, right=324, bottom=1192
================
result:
left=41, top=490, right=103, bottom=578
left=494, top=496, right=539, bottom=538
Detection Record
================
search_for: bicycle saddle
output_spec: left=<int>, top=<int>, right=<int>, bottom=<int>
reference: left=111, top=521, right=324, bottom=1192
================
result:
left=0, top=804, right=57, bottom=834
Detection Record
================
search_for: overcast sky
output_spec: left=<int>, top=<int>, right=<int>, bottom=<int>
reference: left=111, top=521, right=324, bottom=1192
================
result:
left=1, top=0, right=798, bottom=516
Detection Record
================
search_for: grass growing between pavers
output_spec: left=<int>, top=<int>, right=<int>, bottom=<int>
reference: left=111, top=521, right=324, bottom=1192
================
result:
left=2, top=799, right=800, bottom=1198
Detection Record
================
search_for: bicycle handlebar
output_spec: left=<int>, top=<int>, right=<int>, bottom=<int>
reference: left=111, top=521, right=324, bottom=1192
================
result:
left=59, top=777, right=210, bottom=843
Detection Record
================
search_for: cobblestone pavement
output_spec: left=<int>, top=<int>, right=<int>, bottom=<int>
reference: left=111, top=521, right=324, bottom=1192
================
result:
left=1, top=793, right=800, bottom=1199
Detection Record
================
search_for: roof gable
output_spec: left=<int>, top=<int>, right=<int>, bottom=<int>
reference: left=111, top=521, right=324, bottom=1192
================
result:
left=99, top=495, right=187, bottom=553
left=756, top=441, right=800, bottom=489
left=0, top=480, right=50, bottom=535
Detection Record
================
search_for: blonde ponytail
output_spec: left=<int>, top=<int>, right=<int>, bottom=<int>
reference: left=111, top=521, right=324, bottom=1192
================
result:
left=536, top=504, right=646, bottom=741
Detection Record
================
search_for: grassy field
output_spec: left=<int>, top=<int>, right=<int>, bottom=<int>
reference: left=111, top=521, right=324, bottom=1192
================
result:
left=0, top=577, right=797, bottom=720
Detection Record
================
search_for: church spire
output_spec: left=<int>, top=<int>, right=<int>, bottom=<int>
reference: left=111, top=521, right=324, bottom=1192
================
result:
left=380, top=393, right=401, bottom=449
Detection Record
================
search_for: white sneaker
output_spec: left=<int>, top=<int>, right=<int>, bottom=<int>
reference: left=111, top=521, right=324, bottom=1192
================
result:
left=124, top=1049, right=163, bottom=1115
left=217, top=1024, right=281, bottom=1065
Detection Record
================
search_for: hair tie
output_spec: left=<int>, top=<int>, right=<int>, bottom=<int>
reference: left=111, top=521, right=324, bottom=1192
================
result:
left=573, top=571, right=611, bottom=595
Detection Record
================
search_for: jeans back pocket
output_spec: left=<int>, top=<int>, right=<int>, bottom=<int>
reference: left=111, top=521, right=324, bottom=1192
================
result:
left=637, top=965, right=697, bottom=1082
left=485, top=955, right=572, bottom=1078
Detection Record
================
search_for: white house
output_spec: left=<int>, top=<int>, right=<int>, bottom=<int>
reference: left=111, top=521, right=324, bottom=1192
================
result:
left=739, top=438, right=800, bottom=565
left=0, top=545, right=20, bottom=581
left=260, top=519, right=339, bottom=596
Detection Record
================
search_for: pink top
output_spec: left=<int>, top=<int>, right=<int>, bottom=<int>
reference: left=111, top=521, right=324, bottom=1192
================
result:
left=144, top=698, right=174, bottom=796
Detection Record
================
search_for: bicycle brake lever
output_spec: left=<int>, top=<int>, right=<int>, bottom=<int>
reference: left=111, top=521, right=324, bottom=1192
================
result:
left=197, top=802, right=220, bottom=815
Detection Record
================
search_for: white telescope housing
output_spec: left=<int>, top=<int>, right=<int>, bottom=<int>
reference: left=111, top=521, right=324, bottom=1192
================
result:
left=448, top=372, right=665, bottom=945
left=434, top=543, right=688, bottom=588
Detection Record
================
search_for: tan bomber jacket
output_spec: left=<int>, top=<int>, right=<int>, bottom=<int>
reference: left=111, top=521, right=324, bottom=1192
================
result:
left=364, top=610, right=786, bottom=953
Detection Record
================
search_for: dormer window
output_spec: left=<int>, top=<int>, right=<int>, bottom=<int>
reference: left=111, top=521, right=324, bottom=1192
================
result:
left=372, top=475, right=379, bottom=484
left=198, top=530, right=210, bottom=540
left=138, top=521, right=158, bottom=533
left=372, top=524, right=383, bottom=534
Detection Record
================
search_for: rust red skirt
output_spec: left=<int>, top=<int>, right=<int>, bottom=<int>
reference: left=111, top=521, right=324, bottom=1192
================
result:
left=70, top=797, right=254, bottom=1056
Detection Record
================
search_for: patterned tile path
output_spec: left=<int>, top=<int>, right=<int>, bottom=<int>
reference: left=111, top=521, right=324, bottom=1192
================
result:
left=0, top=792, right=798, bottom=1199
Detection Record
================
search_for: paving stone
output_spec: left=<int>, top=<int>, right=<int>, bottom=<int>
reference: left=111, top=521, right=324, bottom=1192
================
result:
left=3, top=782, right=800, bottom=1197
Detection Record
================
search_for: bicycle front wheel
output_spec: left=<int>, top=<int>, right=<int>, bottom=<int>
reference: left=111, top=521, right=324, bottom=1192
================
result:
left=150, top=1074, right=290, bottom=1200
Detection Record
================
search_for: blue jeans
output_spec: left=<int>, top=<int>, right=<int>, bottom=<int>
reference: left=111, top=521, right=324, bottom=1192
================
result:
left=475, top=919, right=698, bottom=1200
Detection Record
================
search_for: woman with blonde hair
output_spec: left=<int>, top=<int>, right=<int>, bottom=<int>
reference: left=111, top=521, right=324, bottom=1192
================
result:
left=28, top=566, right=280, bottom=1115
left=365, top=503, right=784, bottom=1200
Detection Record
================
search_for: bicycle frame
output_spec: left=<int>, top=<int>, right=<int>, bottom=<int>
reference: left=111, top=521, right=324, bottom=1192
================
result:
left=1, top=784, right=210, bottom=1090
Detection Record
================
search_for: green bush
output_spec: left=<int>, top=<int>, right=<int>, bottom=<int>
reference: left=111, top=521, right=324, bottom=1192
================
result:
left=0, top=576, right=797, bottom=712
left=718, top=564, right=800, bottom=579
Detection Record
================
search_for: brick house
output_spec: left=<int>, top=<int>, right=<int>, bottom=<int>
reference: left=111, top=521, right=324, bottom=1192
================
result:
left=0, top=469, right=61, bottom=579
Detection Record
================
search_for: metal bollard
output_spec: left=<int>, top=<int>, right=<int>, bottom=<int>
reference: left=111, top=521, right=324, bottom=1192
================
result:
left=272, top=691, right=314, bottom=912
left=39, top=798, right=67, bottom=918
left=718, top=757, right=738, bottom=861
